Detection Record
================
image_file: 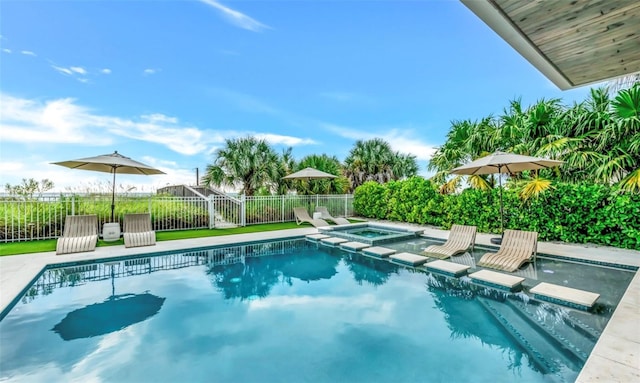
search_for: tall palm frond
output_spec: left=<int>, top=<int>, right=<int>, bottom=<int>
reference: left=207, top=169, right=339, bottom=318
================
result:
left=518, top=177, right=553, bottom=201
left=619, top=168, right=640, bottom=193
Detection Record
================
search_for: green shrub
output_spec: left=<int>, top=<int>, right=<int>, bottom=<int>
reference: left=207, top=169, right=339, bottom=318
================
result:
left=353, top=179, right=640, bottom=250
left=353, top=181, right=389, bottom=219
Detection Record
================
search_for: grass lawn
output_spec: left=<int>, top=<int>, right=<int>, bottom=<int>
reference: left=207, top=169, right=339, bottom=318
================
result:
left=0, top=222, right=304, bottom=257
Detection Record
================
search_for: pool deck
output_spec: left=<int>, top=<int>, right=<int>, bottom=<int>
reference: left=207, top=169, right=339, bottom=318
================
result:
left=1, top=223, right=638, bottom=382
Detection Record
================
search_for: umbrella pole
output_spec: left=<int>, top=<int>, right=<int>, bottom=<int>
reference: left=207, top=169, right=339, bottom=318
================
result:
left=498, top=165, right=504, bottom=235
left=111, top=167, right=116, bottom=222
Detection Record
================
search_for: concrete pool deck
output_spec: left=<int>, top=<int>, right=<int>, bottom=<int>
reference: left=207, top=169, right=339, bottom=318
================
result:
left=1, top=223, right=638, bottom=382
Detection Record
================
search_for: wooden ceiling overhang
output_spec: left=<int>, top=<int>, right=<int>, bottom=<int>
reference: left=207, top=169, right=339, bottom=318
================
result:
left=461, top=0, right=640, bottom=90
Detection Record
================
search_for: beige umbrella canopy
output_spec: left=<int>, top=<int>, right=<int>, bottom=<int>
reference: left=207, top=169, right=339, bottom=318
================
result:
left=451, top=151, right=563, bottom=234
left=282, top=167, right=337, bottom=181
left=450, top=152, right=563, bottom=176
left=52, top=151, right=165, bottom=221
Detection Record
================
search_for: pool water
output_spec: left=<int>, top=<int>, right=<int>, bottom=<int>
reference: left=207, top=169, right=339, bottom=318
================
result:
left=351, top=229, right=389, bottom=238
left=0, top=238, right=634, bottom=383
left=320, top=223, right=422, bottom=245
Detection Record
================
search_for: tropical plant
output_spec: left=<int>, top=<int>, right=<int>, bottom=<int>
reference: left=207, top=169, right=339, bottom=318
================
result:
left=429, top=84, right=640, bottom=194
left=344, top=138, right=418, bottom=192
left=274, top=147, right=297, bottom=195
left=290, top=154, right=349, bottom=195
left=202, top=136, right=280, bottom=196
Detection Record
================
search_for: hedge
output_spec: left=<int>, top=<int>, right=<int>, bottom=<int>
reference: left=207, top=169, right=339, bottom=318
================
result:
left=353, top=177, right=640, bottom=250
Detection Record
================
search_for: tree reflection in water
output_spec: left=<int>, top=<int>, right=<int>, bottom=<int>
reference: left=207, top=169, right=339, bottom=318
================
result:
left=342, top=252, right=400, bottom=286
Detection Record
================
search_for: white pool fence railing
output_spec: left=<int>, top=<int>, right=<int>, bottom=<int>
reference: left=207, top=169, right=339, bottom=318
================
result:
left=0, top=193, right=354, bottom=243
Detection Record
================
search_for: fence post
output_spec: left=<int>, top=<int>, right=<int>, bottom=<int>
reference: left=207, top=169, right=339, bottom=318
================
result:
left=241, top=194, right=246, bottom=227
left=208, top=195, right=215, bottom=229
left=344, top=194, right=348, bottom=217
left=281, top=194, right=285, bottom=223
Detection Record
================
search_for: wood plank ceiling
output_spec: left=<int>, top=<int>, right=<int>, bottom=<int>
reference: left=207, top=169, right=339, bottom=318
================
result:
left=463, top=0, right=640, bottom=89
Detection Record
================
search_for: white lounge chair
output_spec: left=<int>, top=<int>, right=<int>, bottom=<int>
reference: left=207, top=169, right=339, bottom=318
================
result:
left=315, top=206, right=350, bottom=225
left=123, top=213, right=156, bottom=248
left=56, top=215, right=98, bottom=255
left=477, top=229, right=538, bottom=272
left=293, top=207, right=329, bottom=227
left=422, top=224, right=476, bottom=259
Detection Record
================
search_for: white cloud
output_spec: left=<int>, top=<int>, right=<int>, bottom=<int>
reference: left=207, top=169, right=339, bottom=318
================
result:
left=20, top=50, right=36, bottom=56
left=2, top=48, right=11, bottom=54
left=0, top=93, right=317, bottom=157
left=107, top=115, right=209, bottom=155
left=101, top=68, right=112, bottom=74
left=143, top=68, right=157, bottom=75
left=52, top=65, right=74, bottom=75
left=51, top=64, right=90, bottom=81
left=143, top=113, right=178, bottom=124
left=0, top=155, right=196, bottom=193
left=70, top=66, right=87, bottom=75
left=322, top=123, right=437, bottom=161
left=0, top=95, right=111, bottom=144
left=254, top=133, right=315, bottom=146
left=199, top=0, right=270, bottom=32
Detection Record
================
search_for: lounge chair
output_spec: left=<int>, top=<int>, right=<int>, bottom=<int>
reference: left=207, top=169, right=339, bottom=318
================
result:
left=315, top=206, right=350, bottom=225
left=293, top=207, right=329, bottom=227
left=56, top=215, right=98, bottom=255
left=123, top=213, right=156, bottom=248
left=477, top=229, right=538, bottom=272
left=422, top=224, right=476, bottom=259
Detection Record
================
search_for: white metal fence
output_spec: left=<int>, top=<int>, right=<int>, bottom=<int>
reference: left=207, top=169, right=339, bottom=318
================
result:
left=0, top=193, right=354, bottom=243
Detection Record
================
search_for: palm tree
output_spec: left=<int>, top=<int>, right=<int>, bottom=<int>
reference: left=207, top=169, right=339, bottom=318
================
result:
left=275, top=147, right=297, bottom=195
left=429, top=85, right=640, bottom=194
left=344, top=138, right=418, bottom=191
left=606, top=83, right=640, bottom=192
left=289, top=154, right=349, bottom=195
left=202, top=136, right=280, bottom=196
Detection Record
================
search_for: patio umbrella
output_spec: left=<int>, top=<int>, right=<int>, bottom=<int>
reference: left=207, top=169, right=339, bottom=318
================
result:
left=282, top=167, right=338, bottom=195
left=282, top=167, right=338, bottom=181
left=52, top=151, right=165, bottom=221
left=450, top=151, right=563, bottom=235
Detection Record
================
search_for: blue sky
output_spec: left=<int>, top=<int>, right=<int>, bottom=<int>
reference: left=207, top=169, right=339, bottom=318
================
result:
left=0, top=0, right=603, bottom=192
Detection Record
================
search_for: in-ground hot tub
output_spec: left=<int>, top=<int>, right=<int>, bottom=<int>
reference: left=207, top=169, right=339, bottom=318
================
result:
left=318, top=223, right=423, bottom=245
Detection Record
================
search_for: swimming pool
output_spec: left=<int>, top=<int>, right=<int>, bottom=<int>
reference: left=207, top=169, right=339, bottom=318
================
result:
left=0, top=237, right=634, bottom=382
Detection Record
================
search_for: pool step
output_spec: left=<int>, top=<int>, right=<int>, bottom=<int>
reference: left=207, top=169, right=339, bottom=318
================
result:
left=478, top=297, right=583, bottom=378
left=530, top=283, right=600, bottom=311
left=362, top=246, right=396, bottom=258
left=425, top=260, right=470, bottom=277
left=339, top=241, right=371, bottom=252
left=389, top=252, right=428, bottom=266
left=320, top=237, right=349, bottom=247
left=469, top=269, right=525, bottom=292
left=507, top=299, right=597, bottom=362
left=305, top=233, right=330, bottom=242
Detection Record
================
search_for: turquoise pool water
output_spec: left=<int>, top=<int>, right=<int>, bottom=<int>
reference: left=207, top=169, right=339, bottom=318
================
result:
left=319, top=223, right=422, bottom=245
left=0, top=238, right=634, bottom=382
